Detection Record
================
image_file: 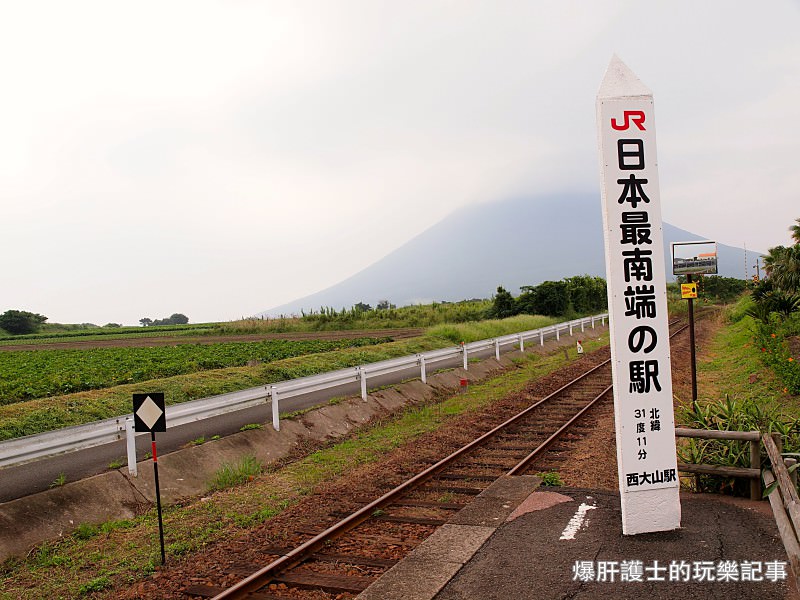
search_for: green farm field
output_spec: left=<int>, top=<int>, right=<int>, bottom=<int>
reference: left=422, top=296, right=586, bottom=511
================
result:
left=0, top=337, right=391, bottom=404
left=0, top=312, right=564, bottom=441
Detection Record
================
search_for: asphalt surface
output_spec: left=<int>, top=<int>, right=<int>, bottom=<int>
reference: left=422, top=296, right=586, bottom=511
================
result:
left=435, top=488, right=793, bottom=600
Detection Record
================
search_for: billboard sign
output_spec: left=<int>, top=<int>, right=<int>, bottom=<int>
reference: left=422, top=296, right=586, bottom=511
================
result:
left=672, top=240, right=718, bottom=275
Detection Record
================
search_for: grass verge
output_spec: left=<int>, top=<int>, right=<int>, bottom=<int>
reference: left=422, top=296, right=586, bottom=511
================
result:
left=674, top=303, right=799, bottom=494
left=0, top=333, right=608, bottom=599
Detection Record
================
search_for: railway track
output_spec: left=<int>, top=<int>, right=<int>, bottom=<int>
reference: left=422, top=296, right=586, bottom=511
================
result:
left=181, top=320, right=690, bottom=600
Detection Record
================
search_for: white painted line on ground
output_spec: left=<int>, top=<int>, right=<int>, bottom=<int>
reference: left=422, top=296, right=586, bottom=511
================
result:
left=559, top=502, right=597, bottom=540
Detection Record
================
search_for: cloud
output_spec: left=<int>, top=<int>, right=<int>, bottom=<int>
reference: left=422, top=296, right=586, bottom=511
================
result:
left=0, top=1, right=798, bottom=324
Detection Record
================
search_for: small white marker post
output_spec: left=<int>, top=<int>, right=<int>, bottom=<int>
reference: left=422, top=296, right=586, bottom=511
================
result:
left=597, top=56, right=681, bottom=535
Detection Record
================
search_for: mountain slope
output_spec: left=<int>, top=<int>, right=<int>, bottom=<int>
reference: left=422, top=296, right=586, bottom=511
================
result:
left=259, top=193, right=755, bottom=316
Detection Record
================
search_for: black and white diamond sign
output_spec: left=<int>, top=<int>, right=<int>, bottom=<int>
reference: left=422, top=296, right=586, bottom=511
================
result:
left=133, top=393, right=166, bottom=432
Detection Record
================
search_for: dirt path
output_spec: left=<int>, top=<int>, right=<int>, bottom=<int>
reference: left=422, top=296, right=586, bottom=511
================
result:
left=557, top=312, right=721, bottom=489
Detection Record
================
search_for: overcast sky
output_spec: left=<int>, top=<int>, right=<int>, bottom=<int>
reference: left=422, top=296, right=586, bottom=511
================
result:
left=2, top=1, right=798, bottom=326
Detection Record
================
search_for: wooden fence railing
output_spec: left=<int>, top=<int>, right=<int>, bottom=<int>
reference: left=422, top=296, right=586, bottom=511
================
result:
left=762, top=433, right=800, bottom=587
left=675, top=428, right=763, bottom=500
left=675, top=428, right=799, bottom=587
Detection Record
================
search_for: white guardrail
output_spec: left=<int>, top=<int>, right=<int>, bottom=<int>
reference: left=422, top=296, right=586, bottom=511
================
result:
left=0, top=314, right=607, bottom=474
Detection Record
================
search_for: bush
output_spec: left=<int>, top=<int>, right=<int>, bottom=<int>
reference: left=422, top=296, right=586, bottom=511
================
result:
left=209, top=455, right=262, bottom=491
left=752, top=319, right=800, bottom=394
left=677, top=396, right=800, bottom=495
left=0, top=310, right=47, bottom=335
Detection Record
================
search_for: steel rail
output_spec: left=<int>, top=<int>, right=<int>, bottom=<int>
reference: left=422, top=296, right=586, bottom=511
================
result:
left=508, top=319, right=688, bottom=476
left=210, top=356, right=616, bottom=599
left=209, top=316, right=692, bottom=599
left=506, top=384, right=613, bottom=476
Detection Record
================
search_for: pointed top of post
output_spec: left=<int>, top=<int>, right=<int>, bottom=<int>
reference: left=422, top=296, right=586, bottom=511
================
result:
left=597, top=55, right=652, bottom=99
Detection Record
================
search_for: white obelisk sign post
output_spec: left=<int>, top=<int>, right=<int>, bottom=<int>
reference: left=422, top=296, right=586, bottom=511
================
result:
left=596, top=56, right=681, bottom=535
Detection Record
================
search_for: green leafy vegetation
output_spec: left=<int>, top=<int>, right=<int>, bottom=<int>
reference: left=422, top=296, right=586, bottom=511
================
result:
left=0, top=337, right=389, bottom=403
left=0, top=337, right=443, bottom=440
left=487, top=275, right=607, bottom=319
left=217, top=299, right=493, bottom=334
left=674, top=294, right=799, bottom=496
left=239, top=423, right=262, bottom=432
left=738, top=218, right=800, bottom=393
left=77, top=576, right=111, bottom=595
left=209, top=455, right=262, bottom=491
left=49, top=472, right=66, bottom=488
left=537, top=471, right=564, bottom=486
left=426, top=314, right=556, bottom=344
left=0, top=322, right=214, bottom=344
left=139, top=313, right=189, bottom=327
left=0, top=310, right=48, bottom=335
left=0, top=333, right=608, bottom=599
left=677, top=396, right=800, bottom=495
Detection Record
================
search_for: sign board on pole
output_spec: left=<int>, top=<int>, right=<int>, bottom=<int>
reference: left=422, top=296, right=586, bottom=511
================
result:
left=672, top=240, right=718, bottom=275
left=133, top=393, right=166, bottom=433
left=681, top=283, right=698, bottom=299
left=596, top=56, right=681, bottom=535
left=132, top=392, right=167, bottom=563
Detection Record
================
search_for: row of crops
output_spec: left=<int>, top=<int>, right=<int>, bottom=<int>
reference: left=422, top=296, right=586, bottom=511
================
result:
left=0, top=337, right=390, bottom=404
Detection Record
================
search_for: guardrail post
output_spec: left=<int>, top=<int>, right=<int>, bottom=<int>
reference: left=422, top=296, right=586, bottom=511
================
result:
left=602, top=315, right=606, bottom=326
left=462, top=342, right=468, bottom=371
left=519, top=334, right=524, bottom=353
left=569, top=322, right=573, bottom=336
left=540, top=330, right=544, bottom=346
left=494, top=339, right=500, bottom=361
left=271, top=386, right=280, bottom=431
left=419, top=355, right=427, bottom=384
left=591, top=316, right=595, bottom=328
left=581, top=319, right=585, bottom=333
left=556, top=326, right=560, bottom=341
left=750, top=439, right=761, bottom=501
left=359, top=367, right=368, bottom=401
left=125, top=417, right=137, bottom=477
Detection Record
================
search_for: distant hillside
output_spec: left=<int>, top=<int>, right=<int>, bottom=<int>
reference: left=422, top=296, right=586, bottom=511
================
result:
left=259, top=193, right=757, bottom=317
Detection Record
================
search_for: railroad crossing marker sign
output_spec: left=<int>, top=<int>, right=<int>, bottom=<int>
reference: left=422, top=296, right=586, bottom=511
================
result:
left=133, top=393, right=166, bottom=432
left=132, top=392, right=167, bottom=564
left=597, top=56, right=681, bottom=535
left=681, top=283, right=698, bottom=299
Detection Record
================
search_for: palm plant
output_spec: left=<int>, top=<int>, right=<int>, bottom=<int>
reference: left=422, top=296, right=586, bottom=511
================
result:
left=763, top=245, right=787, bottom=278
left=766, top=290, right=800, bottom=318
left=790, top=217, right=800, bottom=245
left=770, top=245, right=800, bottom=293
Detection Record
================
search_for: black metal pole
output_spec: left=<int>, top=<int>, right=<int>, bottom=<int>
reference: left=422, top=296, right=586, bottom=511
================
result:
left=151, top=431, right=166, bottom=565
left=687, top=274, right=698, bottom=413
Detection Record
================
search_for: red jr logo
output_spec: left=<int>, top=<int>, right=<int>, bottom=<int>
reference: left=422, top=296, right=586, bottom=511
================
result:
left=611, top=110, right=646, bottom=131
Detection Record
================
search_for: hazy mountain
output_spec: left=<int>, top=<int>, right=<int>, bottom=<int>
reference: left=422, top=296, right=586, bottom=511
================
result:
left=259, top=193, right=758, bottom=317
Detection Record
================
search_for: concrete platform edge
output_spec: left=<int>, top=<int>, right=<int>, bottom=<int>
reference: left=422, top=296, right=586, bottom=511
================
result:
left=356, top=475, right=543, bottom=600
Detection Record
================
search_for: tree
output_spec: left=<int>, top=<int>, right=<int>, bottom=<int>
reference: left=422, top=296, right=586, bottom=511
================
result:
left=353, top=302, right=371, bottom=312
left=790, top=217, right=800, bottom=245
left=765, top=245, right=800, bottom=293
left=532, top=281, right=569, bottom=316
left=139, top=318, right=153, bottom=327
left=168, top=313, right=189, bottom=325
left=489, top=286, right=516, bottom=318
left=0, top=310, right=47, bottom=335
left=376, top=300, right=391, bottom=310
